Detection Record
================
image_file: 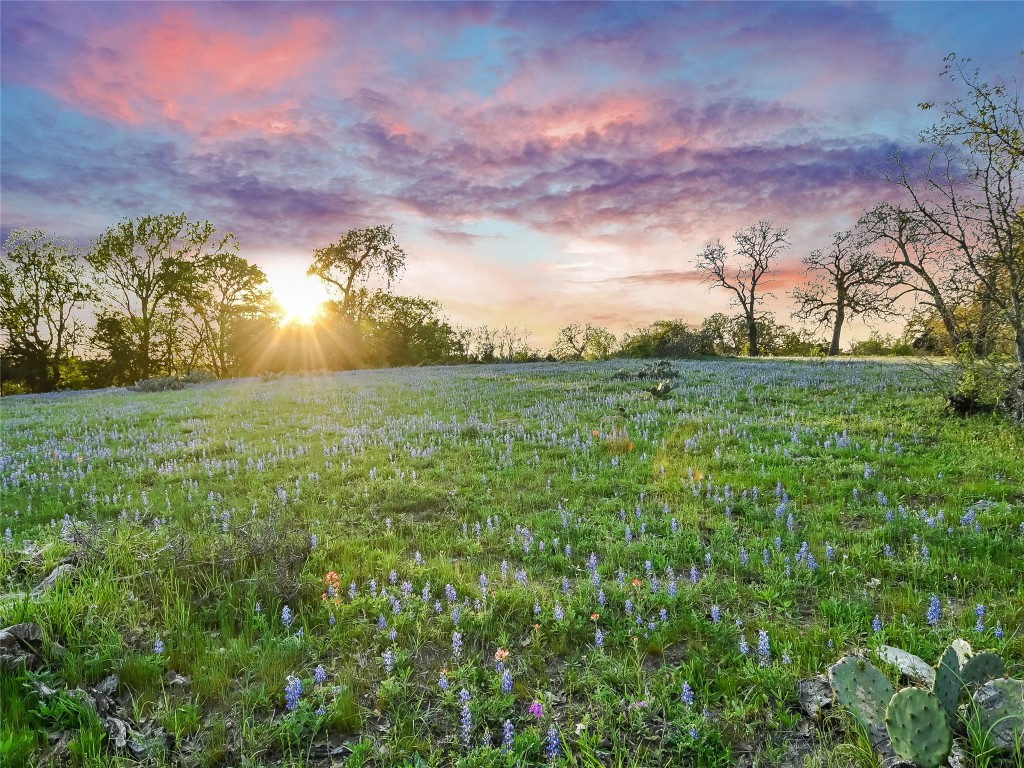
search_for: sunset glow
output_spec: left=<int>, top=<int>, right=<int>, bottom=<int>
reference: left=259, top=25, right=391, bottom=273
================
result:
left=264, top=264, right=329, bottom=326
left=1, top=2, right=1021, bottom=345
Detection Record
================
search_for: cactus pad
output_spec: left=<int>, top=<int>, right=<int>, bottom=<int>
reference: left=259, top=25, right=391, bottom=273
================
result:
left=932, top=645, right=961, bottom=722
left=974, top=678, right=1024, bottom=753
left=885, top=688, right=953, bottom=768
left=829, top=656, right=893, bottom=739
left=951, top=638, right=974, bottom=668
left=959, top=651, right=1004, bottom=692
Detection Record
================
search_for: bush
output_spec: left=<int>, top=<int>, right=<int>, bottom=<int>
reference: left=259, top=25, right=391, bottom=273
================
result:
left=130, top=376, right=188, bottom=392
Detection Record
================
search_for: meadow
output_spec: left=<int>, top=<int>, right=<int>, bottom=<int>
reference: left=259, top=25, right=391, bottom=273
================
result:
left=1, top=359, right=1022, bottom=768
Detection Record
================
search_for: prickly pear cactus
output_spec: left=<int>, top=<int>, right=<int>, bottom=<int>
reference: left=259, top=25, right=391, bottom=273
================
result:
left=885, top=688, right=953, bottom=768
left=829, top=656, right=894, bottom=740
left=932, top=645, right=961, bottom=722
left=974, top=678, right=1024, bottom=753
left=959, top=651, right=1004, bottom=692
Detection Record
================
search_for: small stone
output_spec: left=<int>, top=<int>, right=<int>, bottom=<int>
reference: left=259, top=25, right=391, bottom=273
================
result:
left=31, top=564, right=76, bottom=597
left=798, top=675, right=833, bottom=721
left=876, top=646, right=936, bottom=686
left=95, top=674, right=120, bottom=696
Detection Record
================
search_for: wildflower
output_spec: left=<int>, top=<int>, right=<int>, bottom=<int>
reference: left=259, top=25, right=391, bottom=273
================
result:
left=382, top=648, right=395, bottom=674
left=757, top=629, right=770, bottom=665
left=660, top=608, right=668, bottom=622
left=740, top=548, right=749, bottom=567
left=459, top=691, right=472, bottom=748
left=975, top=604, right=986, bottom=633
left=452, top=631, right=463, bottom=660
left=625, top=599, right=634, bottom=615
left=554, top=604, right=565, bottom=621
left=4, top=528, right=12, bottom=546
left=598, top=589, right=606, bottom=607
left=595, top=628, right=605, bottom=648
left=154, top=636, right=164, bottom=655
left=927, top=595, right=943, bottom=626
left=310, top=533, right=318, bottom=549
left=438, top=669, right=450, bottom=691
left=529, top=700, right=544, bottom=718
left=681, top=681, right=694, bottom=705
left=314, top=664, right=327, bottom=684
left=502, top=720, right=515, bottom=752
left=872, top=615, right=883, bottom=633
left=739, top=635, right=750, bottom=656
left=284, top=675, right=303, bottom=711
left=495, top=648, right=509, bottom=664
left=281, top=605, right=293, bottom=628
left=501, top=669, right=514, bottom=694
left=711, top=605, right=722, bottom=623
left=545, top=725, right=561, bottom=761
left=689, top=726, right=700, bottom=739
left=349, top=582, right=357, bottom=599
left=995, top=622, right=1005, bottom=639
left=826, top=542, right=835, bottom=561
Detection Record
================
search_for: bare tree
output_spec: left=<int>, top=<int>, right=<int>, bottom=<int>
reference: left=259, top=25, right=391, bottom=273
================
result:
left=308, top=225, right=407, bottom=320
left=791, top=229, right=903, bottom=356
left=876, top=54, right=1024, bottom=366
left=694, top=220, right=789, bottom=357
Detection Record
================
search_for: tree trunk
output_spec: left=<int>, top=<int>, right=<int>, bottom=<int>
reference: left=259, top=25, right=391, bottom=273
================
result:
left=747, top=316, right=759, bottom=357
left=829, top=306, right=845, bottom=357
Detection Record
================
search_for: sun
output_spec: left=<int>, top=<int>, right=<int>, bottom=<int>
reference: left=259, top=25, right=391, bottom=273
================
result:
left=263, top=263, right=329, bottom=326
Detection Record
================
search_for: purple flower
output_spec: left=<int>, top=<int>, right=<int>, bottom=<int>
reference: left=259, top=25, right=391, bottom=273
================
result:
left=995, top=622, right=1005, bottom=639
left=284, top=676, right=303, bottom=711
left=711, top=605, right=722, bottom=623
left=459, top=694, right=472, bottom=748
left=681, top=682, right=694, bottom=705
left=595, top=628, right=605, bottom=648
left=544, top=725, right=561, bottom=761
left=314, top=664, right=327, bottom=684
left=501, top=669, right=513, bottom=695
left=757, top=629, right=770, bottom=665
left=529, top=700, right=544, bottom=718
left=739, top=635, right=750, bottom=656
left=554, top=604, right=565, bottom=621
left=281, top=605, right=293, bottom=628
left=502, top=719, right=515, bottom=753
left=872, top=615, right=883, bottom=633
left=382, top=648, right=395, bottom=674
left=452, top=631, right=463, bottom=660
left=438, top=670, right=450, bottom=691
left=153, top=636, right=164, bottom=655
left=927, top=595, right=943, bottom=626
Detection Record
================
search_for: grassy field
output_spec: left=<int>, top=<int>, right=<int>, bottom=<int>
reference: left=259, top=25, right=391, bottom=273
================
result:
left=1, top=359, right=1022, bottom=768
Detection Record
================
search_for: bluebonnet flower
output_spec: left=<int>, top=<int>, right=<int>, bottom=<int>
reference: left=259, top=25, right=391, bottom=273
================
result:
left=438, top=670, right=450, bottom=691
left=459, top=690, right=472, bottom=747
left=927, top=595, right=943, bottom=626
left=255, top=602, right=262, bottom=615
left=349, top=582, right=357, bottom=599
left=660, top=608, right=668, bottom=622
left=595, top=628, right=605, bottom=648
left=884, top=544, right=894, bottom=558
left=378, top=615, right=387, bottom=631
left=672, top=518, right=679, bottom=534
left=452, top=605, right=462, bottom=625
left=690, top=566, right=700, bottom=584
left=501, top=669, right=513, bottom=694
left=502, top=720, right=515, bottom=753
left=452, top=631, right=463, bottom=659
left=382, top=648, right=395, bottom=674
left=782, top=653, right=793, bottom=665
left=757, top=629, right=770, bottom=665
left=310, top=533, right=318, bottom=549
left=775, top=536, right=783, bottom=551
left=445, top=584, right=457, bottom=603
left=975, top=604, right=986, bottom=633
left=995, top=622, right=1005, bottom=639
left=872, top=615, right=883, bottom=633
left=681, top=681, right=694, bottom=705
left=784, top=557, right=792, bottom=578
left=545, top=725, right=561, bottom=761
left=534, top=601, right=542, bottom=616
left=625, top=599, right=634, bottom=615
left=739, top=635, right=750, bottom=656
left=154, top=636, right=164, bottom=655
left=740, top=548, right=749, bottom=567
left=826, top=542, right=835, bottom=561
left=763, top=548, right=772, bottom=565
left=921, top=545, right=930, bottom=563
left=711, top=605, right=722, bottom=623
left=561, top=577, right=571, bottom=594
left=284, top=676, right=303, bottom=711
left=554, top=604, right=565, bottom=621
left=5, top=528, right=13, bottom=546
left=281, top=605, right=293, bottom=628
left=598, top=589, right=606, bottom=607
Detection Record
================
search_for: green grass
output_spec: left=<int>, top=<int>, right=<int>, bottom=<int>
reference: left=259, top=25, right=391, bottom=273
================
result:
left=1, top=358, right=1022, bottom=767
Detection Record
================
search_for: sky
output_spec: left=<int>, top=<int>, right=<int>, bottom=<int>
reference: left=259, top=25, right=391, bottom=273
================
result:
left=2, top=1, right=1022, bottom=345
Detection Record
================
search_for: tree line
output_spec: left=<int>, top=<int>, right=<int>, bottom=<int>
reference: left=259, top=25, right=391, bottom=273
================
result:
left=2, top=54, right=1021, bottom=395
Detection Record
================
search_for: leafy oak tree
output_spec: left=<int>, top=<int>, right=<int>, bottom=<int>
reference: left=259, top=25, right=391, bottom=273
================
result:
left=308, top=225, right=407, bottom=320
left=0, top=229, right=94, bottom=392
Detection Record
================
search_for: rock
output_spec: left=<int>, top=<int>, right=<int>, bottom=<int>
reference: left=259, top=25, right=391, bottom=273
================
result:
left=31, top=563, right=76, bottom=596
left=951, top=638, right=974, bottom=668
left=974, top=678, right=1024, bottom=753
left=876, top=646, right=935, bottom=685
left=95, top=674, right=120, bottom=696
left=798, top=675, right=833, bottom=721
left=778, top=735, right=819, bottom=768
left=104, top=716, right=129, bottom=749
left=0, top=622, right=44, bottom=669
left=948, top=740, right=968, bottom=768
